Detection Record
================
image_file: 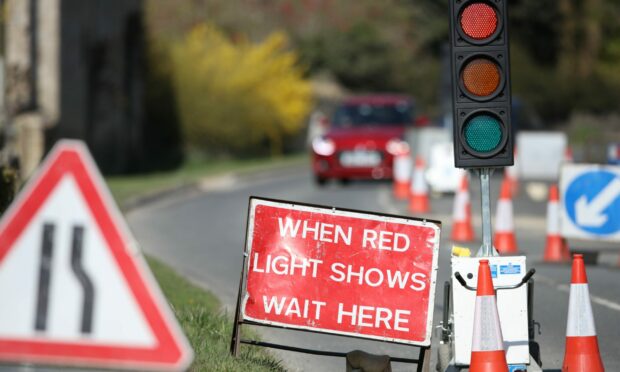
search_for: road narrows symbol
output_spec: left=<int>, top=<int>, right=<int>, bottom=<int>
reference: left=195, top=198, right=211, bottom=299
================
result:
left=34, top=223, right=95, bottom=335
left=71, top=225, right=95, bottom=335
left=34, top=223, right=55, bottom=332
left=0, top=140, right=193, bottom=370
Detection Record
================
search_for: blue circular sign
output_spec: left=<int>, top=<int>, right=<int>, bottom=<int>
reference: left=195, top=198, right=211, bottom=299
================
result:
left=565, top=170, right=620, bottom=235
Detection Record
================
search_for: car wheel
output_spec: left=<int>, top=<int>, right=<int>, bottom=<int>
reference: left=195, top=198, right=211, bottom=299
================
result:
left=314, top=176, right=327, bottom=186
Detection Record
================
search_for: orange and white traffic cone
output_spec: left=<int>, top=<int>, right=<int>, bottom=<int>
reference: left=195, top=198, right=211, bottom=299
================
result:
left=543, top=184, right=570, bottom=263
left=451, top=172, right=475, bottom=242
left=470, top=259, right=508, bottom=372
left=393, top=149, right=412, bottom=200
left=494, top=178, right=518, bottom=254
left=505, top=148, right=519, bottom=196
left=408, top=156, right=430, bottom=213
left=562, top=254, right=605, bottom=372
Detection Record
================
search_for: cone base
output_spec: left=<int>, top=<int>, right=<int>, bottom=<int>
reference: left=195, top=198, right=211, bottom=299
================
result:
left=393, top=182, right=409, bottom=200
left=544, top=235, right=570, bottom=262
left=451, top=222, right=475, bottom=242
left=563, top=336, right=604, bottom=372
left=470, top=350, right=508, bottom=372
left=409, top=195, right=430, bottom=213
left=495, top=232, right=518, bottom=254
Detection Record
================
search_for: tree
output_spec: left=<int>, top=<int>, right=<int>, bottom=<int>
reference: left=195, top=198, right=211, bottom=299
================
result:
left=170, top=24, right=312, bottom=155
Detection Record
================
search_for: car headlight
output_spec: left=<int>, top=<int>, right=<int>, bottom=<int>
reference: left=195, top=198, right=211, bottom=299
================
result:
left=386, top=139, right=409, bottom=156
left=312, top=137, right=336, bottom=156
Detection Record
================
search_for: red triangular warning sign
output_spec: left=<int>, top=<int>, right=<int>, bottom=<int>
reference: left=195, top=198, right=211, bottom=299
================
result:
left=0, top=140, right=193, bottom=370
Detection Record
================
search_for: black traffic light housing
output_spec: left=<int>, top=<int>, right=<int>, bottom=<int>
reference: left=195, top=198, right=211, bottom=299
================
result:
left=449, top=0, right=514, bottom=168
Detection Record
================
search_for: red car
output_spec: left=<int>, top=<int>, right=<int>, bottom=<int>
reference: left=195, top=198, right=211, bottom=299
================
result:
left=311, top=94, right=418, bottom=185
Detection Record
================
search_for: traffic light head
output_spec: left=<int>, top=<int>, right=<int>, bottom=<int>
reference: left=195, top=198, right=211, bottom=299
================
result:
left=449, top=0, right=513, bottom=168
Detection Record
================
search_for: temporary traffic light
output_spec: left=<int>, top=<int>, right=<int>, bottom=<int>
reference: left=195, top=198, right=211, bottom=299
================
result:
left=449, top=0, right=513, bottom=168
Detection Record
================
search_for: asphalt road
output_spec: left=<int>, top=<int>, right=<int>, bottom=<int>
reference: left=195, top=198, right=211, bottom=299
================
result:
left=127, top=166, right=620, bottom=371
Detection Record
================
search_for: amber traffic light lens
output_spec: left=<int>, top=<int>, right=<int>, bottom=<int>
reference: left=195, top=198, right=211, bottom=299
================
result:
left=460, top=3, right=497, bottom=40
left=462, top=58, right=501, bottom=97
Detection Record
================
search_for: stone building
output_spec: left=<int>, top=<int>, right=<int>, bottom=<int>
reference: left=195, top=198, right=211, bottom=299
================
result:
left=4, top=0, right=146, bottom=176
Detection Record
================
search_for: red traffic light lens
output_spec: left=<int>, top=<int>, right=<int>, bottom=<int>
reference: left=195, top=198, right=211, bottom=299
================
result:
left=462, top=58, right=501, bottom=97
left=460, top=3, right=498, bottom=40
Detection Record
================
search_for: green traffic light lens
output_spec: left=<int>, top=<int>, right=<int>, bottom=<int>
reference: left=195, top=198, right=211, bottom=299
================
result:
left=463, top=114, right=503, bottom=153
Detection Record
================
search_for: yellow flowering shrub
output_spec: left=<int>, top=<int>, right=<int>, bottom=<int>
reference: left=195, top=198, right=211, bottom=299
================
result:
left=170, top=24, right=312, bottom=155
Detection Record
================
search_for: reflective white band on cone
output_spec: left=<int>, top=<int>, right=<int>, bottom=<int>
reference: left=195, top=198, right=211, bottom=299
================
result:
left=393, top=155, right=412, bottom=182
left=567, top=284, right=597, bottom=337
left=494, top=200, right=514, bottom=232
left=472, top=296, right=504, bottom=352
left=547, top=202, right=560, bottom=235
left=453, top=191, right=469, bottom=222
left=411, top=168, right=428, bottom=194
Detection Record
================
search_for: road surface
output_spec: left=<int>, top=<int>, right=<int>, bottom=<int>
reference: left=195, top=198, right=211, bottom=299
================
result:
left=127, top=166, right=620, bottom=371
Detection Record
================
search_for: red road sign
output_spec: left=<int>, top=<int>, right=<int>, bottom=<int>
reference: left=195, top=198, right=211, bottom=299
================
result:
left=0, top=141, right=193, bottom=370
left=241, top=198, right=441, bottom=346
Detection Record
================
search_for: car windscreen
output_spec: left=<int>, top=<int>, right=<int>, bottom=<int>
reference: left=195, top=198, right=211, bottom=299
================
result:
left=332, top=102, right=413, bottom=128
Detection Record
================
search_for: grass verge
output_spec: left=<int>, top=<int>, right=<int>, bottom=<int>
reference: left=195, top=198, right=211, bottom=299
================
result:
left=146, top=255, right=286, bottom=371
left=107, top=153, right=307, bottom=207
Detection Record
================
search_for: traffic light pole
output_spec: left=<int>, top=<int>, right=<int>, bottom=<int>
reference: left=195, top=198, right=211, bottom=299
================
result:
left=477, top=168, right=498, bottom=257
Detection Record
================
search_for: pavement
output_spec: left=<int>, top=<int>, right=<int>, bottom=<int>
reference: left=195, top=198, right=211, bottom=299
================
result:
left=127, top=165, right=620, bottom=371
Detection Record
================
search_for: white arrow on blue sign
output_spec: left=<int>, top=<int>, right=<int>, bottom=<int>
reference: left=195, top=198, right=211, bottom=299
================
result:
left=560, top=164, right=620, bottom=240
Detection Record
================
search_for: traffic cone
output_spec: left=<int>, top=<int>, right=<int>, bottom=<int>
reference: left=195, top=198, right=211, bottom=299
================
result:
left=494, top=178, right=518, bottom=254
left=470, top=259, right=508, bottom=372
left=505, top=148, right=519, bottom=196
left=562, top=254, right=605, bottom=372
left=543, top=184, right=570, bottom=262
left=409, top=156, right=430, bottom=213
left=393, top=150, right=412, bottom=200
left=564, top=146, right=574, bottom=163
left=451, top=173, right=475, bottom=242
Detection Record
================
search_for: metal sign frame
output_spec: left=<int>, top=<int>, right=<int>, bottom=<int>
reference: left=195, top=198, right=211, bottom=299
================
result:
left=230, top=196, right=440, bottom=371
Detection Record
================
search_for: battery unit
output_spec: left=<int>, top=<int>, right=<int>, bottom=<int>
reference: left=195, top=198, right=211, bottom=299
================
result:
left=451, top=256, right=529, bottom=365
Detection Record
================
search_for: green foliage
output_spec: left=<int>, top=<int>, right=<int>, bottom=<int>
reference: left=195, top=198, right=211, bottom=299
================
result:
left=507, top=0, right=620, bottom=122
left=510, top=0, right=562, bottom=66
left=510, top=44, right=575, bottom=122
left=146, top=256, right=286, bottom=371
left=106, top=152, right=307, bottom=208
left=304, top=22, right=396, bottom=91
left=170, top=24, right=312, bottom=156
left=146, top=0, right=620, bottom=125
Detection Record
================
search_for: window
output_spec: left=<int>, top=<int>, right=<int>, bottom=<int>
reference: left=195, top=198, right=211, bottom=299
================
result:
left=332, top=102, right=412, bottom=128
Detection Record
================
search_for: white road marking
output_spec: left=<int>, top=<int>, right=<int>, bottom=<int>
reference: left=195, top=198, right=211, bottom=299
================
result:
left=537, top=274, right=620, bottom=313
left=590, top=294, right=620, bottom=312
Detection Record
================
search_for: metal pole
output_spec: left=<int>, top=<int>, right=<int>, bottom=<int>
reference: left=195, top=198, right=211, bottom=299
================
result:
left=477, top=168, right=498, bottom=257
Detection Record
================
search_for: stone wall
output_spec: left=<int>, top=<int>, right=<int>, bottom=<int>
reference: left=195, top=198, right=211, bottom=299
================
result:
left=4, top=0, right=145, bottom=176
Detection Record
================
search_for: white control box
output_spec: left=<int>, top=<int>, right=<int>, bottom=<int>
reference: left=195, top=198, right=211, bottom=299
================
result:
left=452, top=256, right=529, bottom=366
